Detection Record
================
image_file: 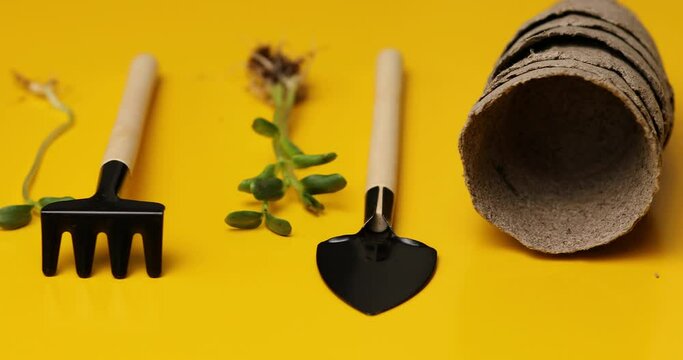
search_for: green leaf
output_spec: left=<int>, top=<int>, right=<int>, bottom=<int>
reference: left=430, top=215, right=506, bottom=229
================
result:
left=264, top=212, right=292, bottom=236
left=280, top=138, right=303, bottom=157
left=291, top=153, right=337, bottom=168
left=252, top=177, right=285, bottom=201
left=38, top=196, right=74, bottom=208
left=0, top=204, right=34, bottom=230
left=302, top=193, right=325, bottom=214
left=225, top=211, right=263, bottom=229
left=301, top=174, right=347, bottom=195
left=252, top=118, right=279, bottom=138
left=256, top=164, right=277, bottom=179
left=238, top=179, right=254, bottom=193
left=239, top=164, right=278, bottom=193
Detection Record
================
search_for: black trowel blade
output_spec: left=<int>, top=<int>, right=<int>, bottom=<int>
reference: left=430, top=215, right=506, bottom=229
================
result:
left=316, top=227, right=437, bottom=315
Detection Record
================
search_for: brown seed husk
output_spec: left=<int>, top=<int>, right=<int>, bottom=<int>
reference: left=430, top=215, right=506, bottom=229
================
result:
left=461, top=67, right=660, bottom=253
left=247, top=45, right=308, bottom=104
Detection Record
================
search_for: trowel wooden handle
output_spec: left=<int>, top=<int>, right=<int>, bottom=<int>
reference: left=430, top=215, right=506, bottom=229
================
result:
left=102, top=54, right=158, bottom=171
left=366, top=49, right=403, bottom=192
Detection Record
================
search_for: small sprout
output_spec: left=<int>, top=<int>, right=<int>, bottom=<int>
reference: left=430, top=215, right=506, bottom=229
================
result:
left=301, top=174, right=347, bottom=195
left=291, top=153, right=337, bottom=168
left=227, top=45, right=346, bottom=235
left=226, top=211, right=263, bottom=229
left=252, top=177, right=285, bottom=201
left=264, top=212, right=292, bottom=236
left=252, top=118, right=279, bottom=138
left=0, top=73, right=75, bottom=231
left=0, top=205, right=34, bottom=230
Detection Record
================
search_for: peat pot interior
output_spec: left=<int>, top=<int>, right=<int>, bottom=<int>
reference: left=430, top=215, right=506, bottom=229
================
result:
left=461, top=75, right=659, bottom=253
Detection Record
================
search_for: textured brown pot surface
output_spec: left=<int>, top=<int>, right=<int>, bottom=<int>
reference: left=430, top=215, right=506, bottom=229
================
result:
left=459, top=0, right=672, bottom=253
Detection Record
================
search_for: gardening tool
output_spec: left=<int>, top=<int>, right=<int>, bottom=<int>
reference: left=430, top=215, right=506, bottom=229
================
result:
left=316, top=50, right=437, bottom=315
left=41, top=54, right=164, bottom=279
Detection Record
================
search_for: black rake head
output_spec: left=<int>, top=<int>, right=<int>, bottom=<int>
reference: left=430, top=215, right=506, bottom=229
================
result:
left=41, top=161, right=165, bottom=279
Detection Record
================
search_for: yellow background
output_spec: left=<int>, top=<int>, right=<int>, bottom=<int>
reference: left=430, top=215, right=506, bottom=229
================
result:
left=0, top=0, right=681, bottom=358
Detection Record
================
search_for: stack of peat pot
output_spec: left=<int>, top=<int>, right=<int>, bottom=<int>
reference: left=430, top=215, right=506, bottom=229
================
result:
left=459, top=0, right=674, bottom=253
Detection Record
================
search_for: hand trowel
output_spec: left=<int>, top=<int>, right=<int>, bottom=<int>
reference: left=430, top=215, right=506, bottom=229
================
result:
left=316, top=49, right=437, bottom=315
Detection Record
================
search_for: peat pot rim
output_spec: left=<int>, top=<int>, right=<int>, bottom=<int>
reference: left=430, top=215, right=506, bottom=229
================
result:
left=460, top=69, right=661, bottom=254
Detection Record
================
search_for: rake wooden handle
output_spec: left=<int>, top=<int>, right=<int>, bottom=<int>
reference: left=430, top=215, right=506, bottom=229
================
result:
left=102, top=54, right=158, bottom=171
left=366, top=49, right=403, bottom=192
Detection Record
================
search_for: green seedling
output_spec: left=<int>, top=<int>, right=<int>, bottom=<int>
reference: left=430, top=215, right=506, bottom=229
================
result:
left=225, top=46, right=347, bottom=236
left=0, top=74, right=74, bottom=230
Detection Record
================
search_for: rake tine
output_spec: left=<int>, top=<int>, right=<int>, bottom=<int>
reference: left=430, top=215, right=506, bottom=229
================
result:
left=41, top=217, right=62, bottom=276
left=108, top=228, right=133, bottom=279
left=72, top=227, right=97, bottom=278
left=142, top=224, right=163, bottom=278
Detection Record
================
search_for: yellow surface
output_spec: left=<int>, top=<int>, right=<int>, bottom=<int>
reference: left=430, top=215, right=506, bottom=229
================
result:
left=0, top=0, right=681, bottom=358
